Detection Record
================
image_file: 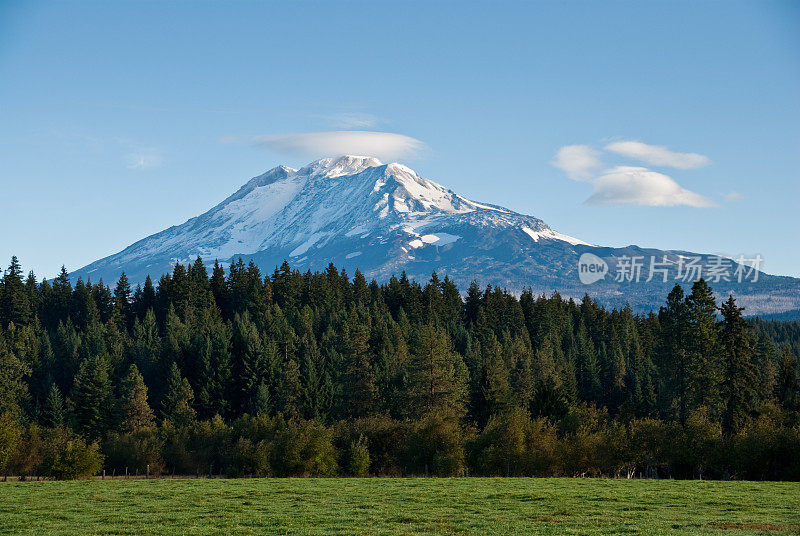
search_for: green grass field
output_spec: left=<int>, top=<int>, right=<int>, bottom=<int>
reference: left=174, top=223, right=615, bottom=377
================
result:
left=1, top=478, right=798, bottom=535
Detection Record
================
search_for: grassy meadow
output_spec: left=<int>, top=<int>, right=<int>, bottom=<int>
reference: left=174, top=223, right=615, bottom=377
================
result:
left=1, top=477, right=799, bottom=535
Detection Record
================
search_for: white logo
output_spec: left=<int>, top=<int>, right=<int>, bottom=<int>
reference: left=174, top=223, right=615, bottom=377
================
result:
left=578, top=253, right=608, bottom=284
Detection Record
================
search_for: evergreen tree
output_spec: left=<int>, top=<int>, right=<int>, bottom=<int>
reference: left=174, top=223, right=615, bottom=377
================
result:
left=280, top=358, right=302, bottom=418
left=4, top=254, right=800, bottom=479
left=475, top=333, right=511, bottom=424
left=337, top=314, right=377, bottom=419
left=659, top=284, right=690, bottom=421
left=161, top=362, right=196, bottom=425
left=406, top=323, right=465, bottom=419
left=530, top=334, right=567, bottom=417
left=72, top=354, right=113, bottom=439
left=576, top=320, right=602, bottom=402
left=41, top=383, right=65, bottom=428
left=777, top=347, right=800, bottom=411
left=251, top=382, right=272, bottom=416
left=232, top=312, right=273, bottom=413
left=718, top=295, right=757, bottom=434
left=118, top=364, right=155, bottom=432
left=136, top=275, right=157, bottom=319
left=0, top=256, right=31, bottom=327
left=113, top=272, right=133, bottom=330
left=685, top=279, right=723, bottom=419
left=0, top=342, right=30, bottom=419
left=49, top=266, right=72, bottom=328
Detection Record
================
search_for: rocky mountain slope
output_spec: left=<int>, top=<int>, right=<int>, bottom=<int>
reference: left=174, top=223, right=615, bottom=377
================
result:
left=74, top=156, right=800, bottom=314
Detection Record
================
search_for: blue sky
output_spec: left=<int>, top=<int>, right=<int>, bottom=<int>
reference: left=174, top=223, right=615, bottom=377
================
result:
left=1, top=1, right=798, bottom=279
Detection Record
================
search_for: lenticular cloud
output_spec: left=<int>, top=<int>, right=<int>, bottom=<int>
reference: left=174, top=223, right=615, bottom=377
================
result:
left=254, top=131, right=426, bottom=161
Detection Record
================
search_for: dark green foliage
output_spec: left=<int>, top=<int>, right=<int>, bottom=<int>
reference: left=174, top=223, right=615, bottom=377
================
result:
left=38, top=426, right=104, bottom=479
left=0, top=256, right=31, bottom=327
left=271, top=418, right=338, bottom=476
left=161, top=362, right=196, bottom=425
left=345, top=434, right=370, bottom=476
left=718, top=295, right=758, bottom=434
left=41, top=383, right=65, bottom=428
left=71, top=355, right=113, bottom=439
left=1, top=256, right=800, bottom=479
left=118, top=364, right=155, bottom=433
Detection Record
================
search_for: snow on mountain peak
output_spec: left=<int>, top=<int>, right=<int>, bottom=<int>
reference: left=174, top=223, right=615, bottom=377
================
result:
left=76, top=156, right=588, bottom=284
left=71, top=156, right=800, bottom=316
left=301, top=155, right=383, bottom=178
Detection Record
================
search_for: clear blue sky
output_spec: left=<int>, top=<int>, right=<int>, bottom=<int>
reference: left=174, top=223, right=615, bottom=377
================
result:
left=1, top=1, right=798, bottom=279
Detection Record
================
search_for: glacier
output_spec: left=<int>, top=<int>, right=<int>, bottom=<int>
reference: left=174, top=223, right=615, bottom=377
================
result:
left=73, top=155, right=800, bottom=314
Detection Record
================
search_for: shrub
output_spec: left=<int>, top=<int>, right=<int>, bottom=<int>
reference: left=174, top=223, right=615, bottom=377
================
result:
left=335, top=416, right=408, bottom=476
left=228, top=437, right=272, bottom=477
left=104, top=428, right=164, bottom=476
left=346, top=435, right=370, bottom=477
left=271, top=418, right=338, bottom=476
left=10, top=424, right=44, bottom=478
left=0, top=412, right=22, bottom=477
left=40, top=427, right=103, bottom=479
left=404, top=411, right=465, bottom=476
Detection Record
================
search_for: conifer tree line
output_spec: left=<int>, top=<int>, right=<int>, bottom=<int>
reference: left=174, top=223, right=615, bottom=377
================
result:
left=0, top=255, right=799, bottom=480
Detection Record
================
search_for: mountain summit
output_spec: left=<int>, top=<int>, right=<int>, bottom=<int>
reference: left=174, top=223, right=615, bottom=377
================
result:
left=75, top=156, right=800, bottom=314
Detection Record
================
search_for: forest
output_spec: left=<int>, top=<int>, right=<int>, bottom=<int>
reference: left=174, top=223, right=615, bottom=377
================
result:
left=0, top=255, right=798, bottom=480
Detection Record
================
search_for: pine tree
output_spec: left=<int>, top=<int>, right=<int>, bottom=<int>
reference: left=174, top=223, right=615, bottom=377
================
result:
left=509, top=337, right=534, bottom=410
left=113, top=272, right=133, bottom=330
left=232, top=312, right=271, bottom=413
left=718, top=295, right=757, bottom=434
left=576, top=320, right=602, bottom=402
left=190, top=311, right=232, bottom=419
left=338, top=314, right=377, bottom=419
left=686, top=279, right=723, bottom=419
left=530, top=334, right=567, bottom=417
left=280, top=358, right=302, bottom=418
left=475, top=333, right=511, bottom=424
left=210, top=260, right=229, bottom=318
left=753, top=333, right=779, bottom=404
left=406, top=323, right=465, bottom=419
left=118, top=364, right=155, bottom=432
left=777, top=348, right=800, bottom=411
left=0, top=256, right=31, bottom=327
left=72, top=354, right=113, bottom=439
left=0, top=342, right=30, bottom=419
left=41, top=383, right=65, bottom=428
left=659, top=284, right=690, bottom=421
left=137, top=275, right=157, bottom=319
left=161, top=362, right=196, bottom=425
left=251, top=382, right=271, bottom=416
left=131, top=309, right=162, bottom=396
left=49, top=266, right=72, bottom=328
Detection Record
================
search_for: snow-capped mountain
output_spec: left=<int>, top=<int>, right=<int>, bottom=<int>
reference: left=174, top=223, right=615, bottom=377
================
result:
left=74, top=156, right=800, bottom=314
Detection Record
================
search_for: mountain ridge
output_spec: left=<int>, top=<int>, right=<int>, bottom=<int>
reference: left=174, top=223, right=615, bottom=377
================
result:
left=74, top=156, right=800, bottom=314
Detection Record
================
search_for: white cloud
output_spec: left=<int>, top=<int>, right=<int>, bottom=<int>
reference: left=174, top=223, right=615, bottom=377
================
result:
left=551, top=145, right=603, bottom=181
left=585, top=166, right=715, bottom=207
left=253, top=131, right=426, bottom=161
left=605, top=141, right=710, bottom=169
left=724, top=190, right=744, bottom=202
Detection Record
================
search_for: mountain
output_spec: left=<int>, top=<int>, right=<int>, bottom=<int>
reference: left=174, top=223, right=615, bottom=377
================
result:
left=74, top=156, right=800, bottom=314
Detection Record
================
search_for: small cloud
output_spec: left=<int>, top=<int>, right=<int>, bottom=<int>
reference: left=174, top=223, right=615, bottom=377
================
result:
left=125, top=151, right=162, bottom=170
left=253, top=131, right=426, bottom=161
left=585, top=166, right=715, bottom=207
left=724, top=190, right=745, bottom=202
left=551, top=145, right=603, bottom=181
left=605, top=140, right=711, bottom=169
left=327, top=112, right=379, bottom=129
